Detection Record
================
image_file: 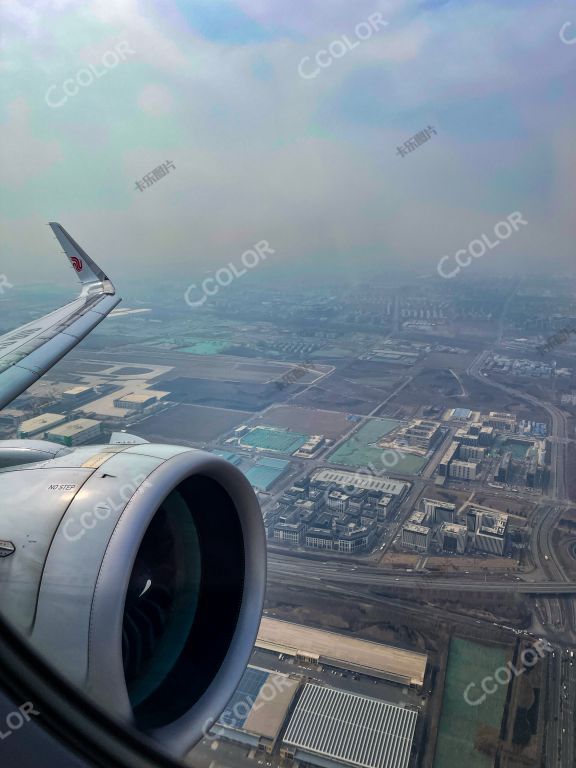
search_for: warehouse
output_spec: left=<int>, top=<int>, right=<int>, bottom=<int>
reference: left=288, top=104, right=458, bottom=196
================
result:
left=45, top=418, right=101, bottom=446
left=17, top=412, right=66, bottom=439
left=210, top=666, right=300, bottom=753
left=62, top=385, right=95, bottom=405
left=113, top=392, right=160, bottom=410
left=311, top=468, right=409, bottom=498
left=281, top=684, right=417, bottom=768
left=257, top=618, right=427, bottom=688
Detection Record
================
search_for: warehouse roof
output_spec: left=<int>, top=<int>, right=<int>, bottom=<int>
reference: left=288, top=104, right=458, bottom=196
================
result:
left=217, top=666, right=299, bottom=743
left=19, top=413, right=66, bottom=431
left=257, top=618, right=427, bottom=687
left=283, top=684, right=417, bottom=768
left=46, top=418, right=100, bottom=437
left=312, top=468, right=408, bottom=496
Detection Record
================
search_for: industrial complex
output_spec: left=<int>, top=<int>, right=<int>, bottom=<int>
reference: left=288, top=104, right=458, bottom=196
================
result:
left=204, top=618, right=425, bottom=768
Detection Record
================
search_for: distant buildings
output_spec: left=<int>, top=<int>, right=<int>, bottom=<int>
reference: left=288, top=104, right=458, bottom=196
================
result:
left=266, top=468, right=410, bottom=553
left=434, top=405, right=552, bottom=491
left=398, top=498, right=511, bottom=558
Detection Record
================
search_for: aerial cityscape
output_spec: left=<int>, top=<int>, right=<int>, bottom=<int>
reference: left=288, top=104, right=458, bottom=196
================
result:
left=2, top=271, right=574, bottom=768
left=1, top=1, right=575, bottom=766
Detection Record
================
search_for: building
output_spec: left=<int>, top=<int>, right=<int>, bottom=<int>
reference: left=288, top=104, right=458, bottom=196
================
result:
left=45, top=418, right=101, bottom=446
left=212, top=666, right=300, bottom=753
left=305, top=528, right=334, bottom=550
left=479, top=426, right=494, bottom=445
left=311, top=469, right=409, bottom=500
left=459, top=444, right=486, bottom=462
left=257, top=618, right=427, bottom=688
left=450, top=407, right=472, bottom=420
left=348, top=489, right=367, bottom=513
left=17, top=413, right=67, bottom=439
left=495, top=451, right=512, bottom=483
left=0, top=408, right=28, bottom=429
left=336, top=524, right=375, bottom=553
left=281, top=684, right=418, bottom=768
left=294, top=498, right=319, bottom=515
left=401, top=418, right=441, bottom=450
left=294, top=435, right=325, bottom=457
left=484, top=411, right=516, bottom=431
left=402, top=523, right=431, bottom=552
left=113, top=392, right=159, bottom=410
left=449, top=460, right=478, bottom=480
left=62, top=385, right=95, bottom=406
left=408, top=510, right=428, bottom=526
left=455, top=428, right=480, bottom=447
left=438, top=522, right=468, bottom=554
left=454, top=427, right=480, bottom=445
left=421, top=498, right=455, bottom=524
left=327, top=490, right=350, bottom=514
left=438, top=441, right=460, bottom=477
left=471, top=510, right=509, bottom=555
left=272, top=521, right=304, bottom=545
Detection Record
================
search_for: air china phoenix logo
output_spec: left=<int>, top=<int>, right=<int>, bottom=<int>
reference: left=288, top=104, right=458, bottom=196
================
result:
left=70, top=256, right=83, bottom=272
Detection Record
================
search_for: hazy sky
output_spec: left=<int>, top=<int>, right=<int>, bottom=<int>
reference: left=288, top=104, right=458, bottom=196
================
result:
left=1, top=0, right=575, bottom=290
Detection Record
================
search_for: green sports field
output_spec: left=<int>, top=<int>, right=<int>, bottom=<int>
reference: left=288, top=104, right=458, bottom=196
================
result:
left=328, top=417, right=428, bottom=475
left=434, top=638, right=509, bottom=768
left=240, top=426, right=309, bottom=454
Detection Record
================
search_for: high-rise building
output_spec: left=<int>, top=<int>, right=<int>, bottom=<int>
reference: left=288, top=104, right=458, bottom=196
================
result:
left=421, top=498, right=455, bottom=524
left=449, top=460, right=478, bottom=480
left=437, top=523, right=468, bottom=554
left=402, top=523, right=431, bottom=552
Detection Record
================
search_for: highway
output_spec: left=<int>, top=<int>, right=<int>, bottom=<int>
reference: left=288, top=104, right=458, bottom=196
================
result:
left=546, top=647, right=576, bottom=768
left=268, top=554, right=576, bottom=594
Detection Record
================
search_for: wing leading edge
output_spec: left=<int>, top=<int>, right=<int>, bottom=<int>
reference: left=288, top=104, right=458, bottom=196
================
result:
left=0, top=223, right=121, bottom=410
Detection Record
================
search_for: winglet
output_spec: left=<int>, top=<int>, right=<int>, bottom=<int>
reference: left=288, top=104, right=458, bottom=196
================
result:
left=49, top=222, right=112, bottom=288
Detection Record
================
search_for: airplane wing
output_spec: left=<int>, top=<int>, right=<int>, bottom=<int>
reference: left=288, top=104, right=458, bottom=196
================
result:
left=0, top=223, right=121, bottom=410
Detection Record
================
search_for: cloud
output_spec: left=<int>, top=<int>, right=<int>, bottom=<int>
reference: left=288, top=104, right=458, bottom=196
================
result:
left=1, top=0, right=575, bottom=281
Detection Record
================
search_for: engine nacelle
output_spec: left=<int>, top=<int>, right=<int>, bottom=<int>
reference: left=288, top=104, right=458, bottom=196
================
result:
left=0, top=441, right=266, bottom=756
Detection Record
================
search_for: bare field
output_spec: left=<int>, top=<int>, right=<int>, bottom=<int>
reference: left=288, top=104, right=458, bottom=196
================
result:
left=134, top=403, right=251, bottom=443
left=424, top=556, right=520, bottom=572
left=265, top=585, right=433, bottom=654
left=294, top=373, right=392, bottom=414
left=253, top=405, right=353, bottom=440
left=392, top=369, right=481, bottom=407
left=472, top=492, right=535, bottom=520
left=380, top=552, right=421, bottom=568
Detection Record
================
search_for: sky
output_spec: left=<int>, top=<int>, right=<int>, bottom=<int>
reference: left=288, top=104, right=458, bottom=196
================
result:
left=1, top=0, right=575, bottom=291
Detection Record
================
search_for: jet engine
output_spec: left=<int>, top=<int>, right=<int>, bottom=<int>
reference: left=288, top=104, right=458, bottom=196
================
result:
left=0, top=440, right=266, bottom=757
